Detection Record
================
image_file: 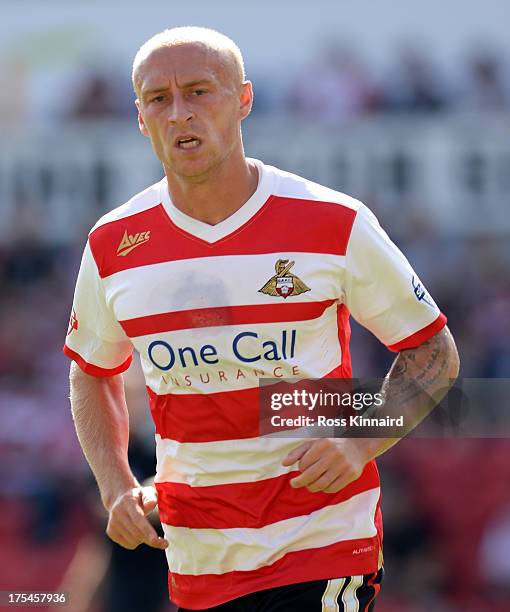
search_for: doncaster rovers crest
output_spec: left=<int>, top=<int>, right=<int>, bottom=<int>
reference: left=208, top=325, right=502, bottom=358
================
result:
left=259, top=259, right=310, bottom=299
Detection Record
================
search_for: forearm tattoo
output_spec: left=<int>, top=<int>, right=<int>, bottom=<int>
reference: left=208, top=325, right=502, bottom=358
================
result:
left=376, top=327, right=460, bottom=431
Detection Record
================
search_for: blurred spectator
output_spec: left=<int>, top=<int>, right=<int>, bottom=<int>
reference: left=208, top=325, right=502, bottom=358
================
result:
left=0, top=59, right=29, bottom=125
left=68, top=72, right=120, bottom=119
left=460, top=52, right=510, bottom=111
left=288, top=43, right=380, bottom=122
left=383, top=46, right=449, bottom=112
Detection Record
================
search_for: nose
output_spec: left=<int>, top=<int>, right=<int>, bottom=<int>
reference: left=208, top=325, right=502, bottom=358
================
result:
left=168, top=93, right=194, bottom=124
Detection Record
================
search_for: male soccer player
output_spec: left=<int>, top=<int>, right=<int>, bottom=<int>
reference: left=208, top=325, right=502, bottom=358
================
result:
left=64, top=27, right=459, bottom=611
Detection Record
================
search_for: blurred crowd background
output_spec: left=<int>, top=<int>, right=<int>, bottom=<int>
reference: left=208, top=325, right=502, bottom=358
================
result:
left=1, top=1, right=509, bottom=611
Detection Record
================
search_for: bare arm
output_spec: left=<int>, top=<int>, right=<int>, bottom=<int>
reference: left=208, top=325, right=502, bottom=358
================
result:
left=282, top=326, right=460, bottom=492
left=69, top=362, right=136, bottom=508
left=69, top=362, right=168, bottom=549
left=354, top=325, right=460, bottom=460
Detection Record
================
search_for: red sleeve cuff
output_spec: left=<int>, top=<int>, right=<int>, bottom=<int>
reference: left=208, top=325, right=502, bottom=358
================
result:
left=387, top=312, right=447, bottom=352
left=63, top=344, right=133, bottom=377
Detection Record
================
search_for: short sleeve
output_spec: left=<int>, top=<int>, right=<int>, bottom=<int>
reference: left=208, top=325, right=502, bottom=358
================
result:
left=343, top=205, right=446, bottom=351
left=63, top=240, right=133, bottom=376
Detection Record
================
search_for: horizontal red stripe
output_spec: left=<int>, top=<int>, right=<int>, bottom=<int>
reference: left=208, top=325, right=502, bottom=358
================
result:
left=169, top=530, right=381, bottom=609
left=148, top=385, right=260, bottom=442
left=156, top=461, right=380, bottom=528
left=147, top=364, right=346, bottom=443
left=120, top=299, right=336, bottom=337
left=89, top=198, right=357, bottom=278
left=387, top=312, right=447, bottom=352
left=63, top=345, right=133, bottom=377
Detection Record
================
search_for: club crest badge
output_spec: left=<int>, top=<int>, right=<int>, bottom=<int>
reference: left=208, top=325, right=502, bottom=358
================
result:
left=259, top=259, right=310, bottom=299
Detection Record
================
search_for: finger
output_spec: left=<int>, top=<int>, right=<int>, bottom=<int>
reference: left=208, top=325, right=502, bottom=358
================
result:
left=281, top=441, right=314, bottom=466
left=323, top=464, right=362, bottom=493
left=324, top=474, right=351, bottom=494
left=131, top=514, right=169, bottom=550
left=116, top=512, right=168, bottom=550
left=142, top=498, right=158, bottom=515
left=107, top=489, right=167, bottom=550
left=145, top=534, right=169, bottom=550
left=125, top=502, right=168, bottom=549
left=108, top=510, right=144, bottom=549
left=140, top=487, right=158, bottom=515
left=106, top=523, right=139, bottom=550
left=297, top=443, right=334, bottom=472
left=109, top=498, right=159, bottom=548
left=290, top=459, right=329, bottom=489
left=305, top=470, right=340, bottom=493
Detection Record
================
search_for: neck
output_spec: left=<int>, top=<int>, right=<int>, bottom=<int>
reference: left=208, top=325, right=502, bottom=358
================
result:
left=164, top=150, right=259, bottom=225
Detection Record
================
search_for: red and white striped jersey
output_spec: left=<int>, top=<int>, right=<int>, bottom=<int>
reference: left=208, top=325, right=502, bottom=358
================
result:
left=64, top=159, right=446, bottom=609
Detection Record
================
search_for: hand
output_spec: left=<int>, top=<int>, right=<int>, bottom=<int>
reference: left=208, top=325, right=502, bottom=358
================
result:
left=281, top=439, right=367, bottom=493
left=106, top=485, right=169, bottom=550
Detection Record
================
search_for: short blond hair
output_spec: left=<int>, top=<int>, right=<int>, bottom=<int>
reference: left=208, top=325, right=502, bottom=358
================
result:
left=132, top=26, right=246, bottom=94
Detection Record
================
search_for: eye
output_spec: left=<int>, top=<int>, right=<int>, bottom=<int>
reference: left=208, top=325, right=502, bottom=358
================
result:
left=150, top=95, right=166, bottom=103
left=192, top=89, right=207, bottom=96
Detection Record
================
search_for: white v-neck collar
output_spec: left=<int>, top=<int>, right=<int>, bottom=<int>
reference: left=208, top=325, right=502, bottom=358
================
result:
left=159, top=158, right=274, bottom=243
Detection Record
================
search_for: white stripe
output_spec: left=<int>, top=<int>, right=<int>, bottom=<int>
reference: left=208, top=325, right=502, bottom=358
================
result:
left=103, top=251, right=346, bottom=320
left=155, top=434, right=312, bottom=486
left=322, top=578, right=345, bottom=611
left=140, top=306, right=342, bottom=395
left=162, top=488, right=379, bottom=575
left=275, top=170, right=362, bottom=214
left=341, top=575, right=364, bottom=612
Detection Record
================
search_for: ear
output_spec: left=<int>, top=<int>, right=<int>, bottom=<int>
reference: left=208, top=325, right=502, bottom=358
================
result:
left=135, top=98, right=150, bottom=137
left=239, top=80, right=253, bottom=121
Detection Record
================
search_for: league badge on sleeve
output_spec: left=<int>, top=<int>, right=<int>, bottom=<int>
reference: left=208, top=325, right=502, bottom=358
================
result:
left=259, top=259, right=310, bottom=299
left=412, top=275, right=434, bottom=307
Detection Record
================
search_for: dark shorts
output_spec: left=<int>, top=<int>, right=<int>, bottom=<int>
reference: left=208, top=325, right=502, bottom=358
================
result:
left=178, top=568, right=384, bottom=612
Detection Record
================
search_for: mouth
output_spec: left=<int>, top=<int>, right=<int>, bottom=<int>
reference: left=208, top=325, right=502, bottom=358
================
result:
left=175, top=135, right=202, bottom=150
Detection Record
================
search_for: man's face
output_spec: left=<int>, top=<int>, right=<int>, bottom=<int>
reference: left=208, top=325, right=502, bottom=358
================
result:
left=135, top=43, right=252, bottom=180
